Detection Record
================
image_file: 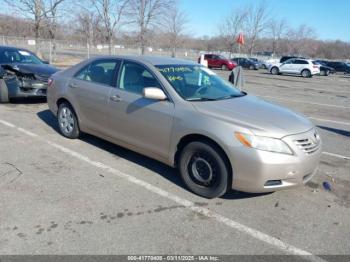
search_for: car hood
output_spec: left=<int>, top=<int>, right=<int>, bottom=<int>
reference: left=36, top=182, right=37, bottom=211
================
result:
left=191, top=95, right=314, bottom=138
left=8, top=63, right=59, bottom=76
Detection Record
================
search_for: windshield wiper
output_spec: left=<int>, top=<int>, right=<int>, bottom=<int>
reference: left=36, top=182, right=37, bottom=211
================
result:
left=187, top=97, right=217, bottom=101
left=219, top=92, right=247, bottom=100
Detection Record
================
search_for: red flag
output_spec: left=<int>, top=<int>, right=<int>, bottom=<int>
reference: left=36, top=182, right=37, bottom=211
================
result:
left=236, top=33, right=244, bottom=45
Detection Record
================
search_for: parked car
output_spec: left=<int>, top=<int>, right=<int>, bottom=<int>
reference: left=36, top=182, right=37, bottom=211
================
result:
left=0, top=45, right=59, bottom=103
left=48, top=56, right=322, bottom=198
left=268, top=58, right=320, bottom=78
left=249, top=58, right=265, bottom=69
left=231, top=57, right=259, bottom=70
left=279, top=56, right=305, bottom=63
left=262, top=58, right=279, bottom=69
left=313, top=60, right=335, bottom=76
left=198, top=54, right=236, bottom=70
left=321, top=61, right=350, bottom=74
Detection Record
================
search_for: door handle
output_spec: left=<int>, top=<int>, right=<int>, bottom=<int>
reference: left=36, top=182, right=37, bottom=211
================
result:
left=69, top=82, right=78, bottom=88
left=110, top=95, right=122, bottom=102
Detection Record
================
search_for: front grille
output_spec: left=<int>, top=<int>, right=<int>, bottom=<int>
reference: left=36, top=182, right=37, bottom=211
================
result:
left=294, top=136, right=320, bottom=155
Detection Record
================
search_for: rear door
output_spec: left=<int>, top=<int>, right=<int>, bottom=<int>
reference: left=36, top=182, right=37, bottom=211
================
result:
left=205, top=54, right=214, bottom=67
left=68, top=59, right=121, bottom=132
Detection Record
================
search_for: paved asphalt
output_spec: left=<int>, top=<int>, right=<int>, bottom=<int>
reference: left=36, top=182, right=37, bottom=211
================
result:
left=0, top=69, right=349, bottom=258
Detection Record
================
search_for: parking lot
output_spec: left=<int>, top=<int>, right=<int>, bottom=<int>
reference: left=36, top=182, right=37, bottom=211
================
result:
left=0, top=69, right=349, bottom=258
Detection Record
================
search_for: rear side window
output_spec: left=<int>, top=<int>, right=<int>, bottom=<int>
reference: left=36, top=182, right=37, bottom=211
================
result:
left=204, top=55, right=212, bottom=59
left=75, top=59, right=121, bottom=86
left=294, top=60, right=308, bottom=64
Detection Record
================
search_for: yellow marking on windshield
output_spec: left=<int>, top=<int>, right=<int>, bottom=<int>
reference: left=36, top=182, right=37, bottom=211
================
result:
left=167, top=76, right=183, bottom=81
left=158, top=67, right=193, bottom=73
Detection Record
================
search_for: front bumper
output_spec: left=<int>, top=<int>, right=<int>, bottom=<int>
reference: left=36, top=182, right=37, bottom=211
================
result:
left=6, top=77, right=47, bottom=98
left=228, top=129, right=322, bottom=193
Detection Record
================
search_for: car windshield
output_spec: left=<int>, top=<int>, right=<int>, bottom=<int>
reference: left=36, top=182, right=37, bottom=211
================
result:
left=0, top=49, right=43, bottom=64
left=156, top=64, right=245, bottom=101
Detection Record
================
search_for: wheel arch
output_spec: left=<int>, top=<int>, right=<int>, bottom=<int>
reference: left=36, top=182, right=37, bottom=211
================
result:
left=174, top=134, right=233, bottom=180
left=56, top=97, right=81, bottom=127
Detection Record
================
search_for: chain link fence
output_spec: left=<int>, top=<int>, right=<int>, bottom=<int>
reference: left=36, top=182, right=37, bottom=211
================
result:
left=1, top=35, right=205, bottom=68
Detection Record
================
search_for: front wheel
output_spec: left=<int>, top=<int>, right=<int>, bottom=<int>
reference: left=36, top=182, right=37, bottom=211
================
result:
left=57, top=102, right=80, bottom=139
left=0, top=79, right=9, bottom=103
left=271, top=67, right=279, bottom=75
left=179, top=141, right=230, bottom=199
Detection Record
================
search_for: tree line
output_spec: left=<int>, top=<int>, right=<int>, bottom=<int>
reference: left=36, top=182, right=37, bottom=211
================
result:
left=1, top=0, right=350, bottom=59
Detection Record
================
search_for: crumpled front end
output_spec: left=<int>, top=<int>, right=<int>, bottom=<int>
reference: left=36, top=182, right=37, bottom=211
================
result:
left=2, top=65, right=48, bottom=98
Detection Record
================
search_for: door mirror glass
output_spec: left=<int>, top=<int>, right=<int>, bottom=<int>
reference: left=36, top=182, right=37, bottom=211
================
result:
left=143, top=87, right=167, bottom=100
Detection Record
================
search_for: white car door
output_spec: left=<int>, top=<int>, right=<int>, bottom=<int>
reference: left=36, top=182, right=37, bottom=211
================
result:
left=279, top=59, right=294, bottom=73
left=292, top=59, right=308, bottom=74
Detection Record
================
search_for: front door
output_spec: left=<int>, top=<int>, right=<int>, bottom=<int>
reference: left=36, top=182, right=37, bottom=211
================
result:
left=107, top=61, right=175, bottom=160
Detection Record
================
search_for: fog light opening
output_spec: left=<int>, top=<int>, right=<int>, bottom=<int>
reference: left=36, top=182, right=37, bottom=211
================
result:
left=264, top=180, right=282, bottom=187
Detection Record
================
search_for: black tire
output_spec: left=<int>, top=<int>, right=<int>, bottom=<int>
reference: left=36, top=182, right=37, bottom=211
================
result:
left=221, top=64, right=228, bottom=71
left=249, top=65, right=254, bottom=70
left=320, top=70, right=326, bottom=76
left=301, top=69, right=311, bottom=78
left=57, top=102, right=80, bottom=139
left=326, top=70, right=330, bottom=76
left=0, top=79, right=9, bottom=103
left=271, top=67, right=279, bottom=75
left=179, top=141, right=230, bottom=199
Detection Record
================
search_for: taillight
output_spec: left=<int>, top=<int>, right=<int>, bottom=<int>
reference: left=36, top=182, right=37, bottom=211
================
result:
left=313, top=65, right=319, bottom=68
left=48, top=78, right=54, bottom=87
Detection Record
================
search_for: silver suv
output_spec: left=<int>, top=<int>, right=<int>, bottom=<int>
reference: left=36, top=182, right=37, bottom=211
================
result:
left=47, top=56, right=322, bottom=198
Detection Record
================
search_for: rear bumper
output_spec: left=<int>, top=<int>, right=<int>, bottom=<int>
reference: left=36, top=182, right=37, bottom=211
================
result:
left=228, top=129, right=322, bottom=193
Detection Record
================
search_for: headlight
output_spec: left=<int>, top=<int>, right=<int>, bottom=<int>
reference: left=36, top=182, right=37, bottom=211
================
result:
left=235, top=132, right=293, bottom=155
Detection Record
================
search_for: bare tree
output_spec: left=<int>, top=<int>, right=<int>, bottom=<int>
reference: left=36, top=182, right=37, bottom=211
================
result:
left=268, top=18, right=288, bottom=55
left=165, top=4, right=188, bottom=57
left=4, top=0, right=65, bottom=54
left=218, top=8, right=247, bottom=56
left=43, top=0, right=66, bottom=60
left=91, top=0, right=128, bottom=54
left=125, top=0, right=174, bottom=55
left=245, top=2, right=269, bottom=56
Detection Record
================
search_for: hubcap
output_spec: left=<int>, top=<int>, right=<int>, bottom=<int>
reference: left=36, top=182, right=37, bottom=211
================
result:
left=188, top=153, right=218, bottom=187
left=59, top=107, right=75, bottom=134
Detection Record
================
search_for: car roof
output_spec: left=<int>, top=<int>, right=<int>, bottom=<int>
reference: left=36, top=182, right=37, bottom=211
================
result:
left=0, top=45, right=31, bottom=52
left=92, top=55, right=196, bottom=66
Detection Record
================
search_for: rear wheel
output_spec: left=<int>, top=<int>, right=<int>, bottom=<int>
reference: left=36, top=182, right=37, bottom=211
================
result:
left=179, top=141, right=230, bottom=199
left=249, top=65, right=255, bottom=70
left=57, top=102, right=80, bottom=139
left=0, top=79, right=9, bottom=103
left=271, top=67, right=279, bottom=75
left=221, top=64, right=228, bottom=71
left=301, top=69, right=311, bottom=78
left=320, top=70, right=326, bottom=76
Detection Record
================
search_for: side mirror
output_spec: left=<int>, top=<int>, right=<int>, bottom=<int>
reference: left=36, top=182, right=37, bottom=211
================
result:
left=143, top=87, right=167, bottom=100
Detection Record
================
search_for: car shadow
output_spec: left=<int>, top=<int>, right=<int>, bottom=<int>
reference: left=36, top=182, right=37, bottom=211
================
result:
left=10, top=97, right=47, bottom=104
left=317, top=125, right=350, bottom=138
left=37, top=109, right=267, bottom=201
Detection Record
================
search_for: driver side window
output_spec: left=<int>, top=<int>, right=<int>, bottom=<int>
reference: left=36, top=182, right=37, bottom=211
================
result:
left=118, top=61, right=161, bottom=94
